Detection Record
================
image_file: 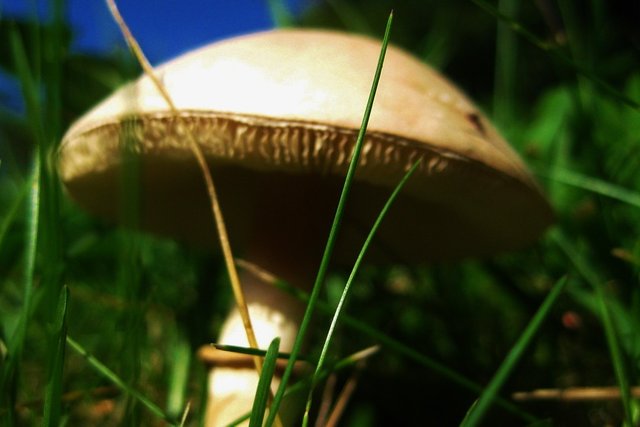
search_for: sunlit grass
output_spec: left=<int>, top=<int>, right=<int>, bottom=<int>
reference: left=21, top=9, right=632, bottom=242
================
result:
left=0, top=0, right=638, bottom=425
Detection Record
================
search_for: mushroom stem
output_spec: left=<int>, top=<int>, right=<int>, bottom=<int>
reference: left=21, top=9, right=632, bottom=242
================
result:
left=202, top=172, right=335, bottom=426
left=218, top=268, right=305, bottom=351
left=205, top=268, right=305, bottom=426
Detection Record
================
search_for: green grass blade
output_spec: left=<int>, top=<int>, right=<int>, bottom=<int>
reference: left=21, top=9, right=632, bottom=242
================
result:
left=302, top=160, right=422, bottom=424
left=264, top=11, right=394, bottom=426
left=7, top=1, right=66, bottom=324
left=551, top=230, right=633, bottom=424
left=210, top=343, right=306, bottom=361
left=66, top=336, right=176, bottom=425
left=245, top=268, right=538, bottom=423
left=44, top=0, right=64, bottom=142
left=228, top=346, right=379, bottom=426
left=178, top=401, right=191, bottom=427
left=266, top=0, right=293, bottom=27
left=197, top=367, right=208, bottom=427
left=43, top=285, right=69, bottom=426
left=0, top=180, right=29, bottom=252
left=166, top=330, right=191, bottom=419
left=38, top=0, right=65, bottom=311
left=249, top=337, right=280, bottom=427
left=116, top=121, right=144, bottom=425
left=0, top=154, right=40, bottom=411
left=9, top=23, right=45, bottom=144
left=493, top=0, right=519, bottom=126
left=459, top=276, right=568, bottom=427
left=537, top=168, right=640, bottom=209
left=471, top=0, right=640, bottom=112
left=228, top=411, right=252, bottom=426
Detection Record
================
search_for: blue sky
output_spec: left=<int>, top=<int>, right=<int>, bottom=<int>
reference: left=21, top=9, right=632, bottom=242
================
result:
left=0, top=1, right=310, bottom=113
left=2, top=0, right=309, bottom=63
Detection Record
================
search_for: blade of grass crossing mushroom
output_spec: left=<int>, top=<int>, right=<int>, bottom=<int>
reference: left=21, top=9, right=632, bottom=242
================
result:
left=211, top=343, right=305, bottom=361
left=237, top=259, right=539, bottom=423
left=459, top=276, right=567, bottom=427
left=43, top=286, right=69, bottom=426
left=551, top=230, right=634, bottom=424
left=66, top=336, right=176, bottom=424
left=103, top=3, right=283, bottom=423
left=302, top=159, right=422, bottom=425
left=107, top=0, right=282, bottom=426
left=249, top=337, right=281, bottom=427
left=105, top=0, right=264, bottom=373
left=265, top=11, right=394, bottom=426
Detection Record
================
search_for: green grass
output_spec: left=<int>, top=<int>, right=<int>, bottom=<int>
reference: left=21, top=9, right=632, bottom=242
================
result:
left=1, top=0, right=639, bottom=426
left=460, top=276, right=568, bottom=427
left=267, top=12, right=393, bottom=427
left=250, top=337, right=281, bottom=427
left=43, top=285, right=69, bottom=426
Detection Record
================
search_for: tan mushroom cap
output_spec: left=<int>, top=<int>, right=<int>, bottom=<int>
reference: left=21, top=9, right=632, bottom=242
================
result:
left=59, top=28, right=553, bottom=263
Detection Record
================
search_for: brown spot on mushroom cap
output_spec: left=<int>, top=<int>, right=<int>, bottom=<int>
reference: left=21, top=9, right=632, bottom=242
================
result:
left=59, top=29, right=553, bottom=263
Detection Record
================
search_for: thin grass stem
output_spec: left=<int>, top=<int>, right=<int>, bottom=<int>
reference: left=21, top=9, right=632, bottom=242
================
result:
left=104, top=1, right=280, bottom=423
left=0, top=180, right=29, bottom=252
left=493, top=0, right=519, bottom=126
left=537, top=168, right=640, bottom=209
left=105, top=0, right=263, bottom=365
left=551, top=230, right=633, bottom=424
left=266, top=0, right=294, bottom=27
left=249, top=337, right=280, bottom=427
left=302, top=160, right=421, bottom=424
left=0, top=153, right=40, bottom=419
left=43, top=286, right=69, bottom=426
left=66, top=336, right=176, bottom=425
left=265, top=11, right=394, bottom=426
left=460, top=276, right=568, bottom=427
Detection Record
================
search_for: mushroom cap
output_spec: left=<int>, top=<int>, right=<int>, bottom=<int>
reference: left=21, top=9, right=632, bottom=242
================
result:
left=59, top=28, right=553, bottom=263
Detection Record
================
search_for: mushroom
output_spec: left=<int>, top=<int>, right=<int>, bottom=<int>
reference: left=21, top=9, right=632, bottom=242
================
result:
left=59, top=29, right=553, bottom=425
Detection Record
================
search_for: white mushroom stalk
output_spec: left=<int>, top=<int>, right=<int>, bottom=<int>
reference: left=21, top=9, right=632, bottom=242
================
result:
left=201, top=214, right=329, bottom=425
left=58, top=29, right=553, bottom=426
left=204, top=269, right=305, bottom=426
